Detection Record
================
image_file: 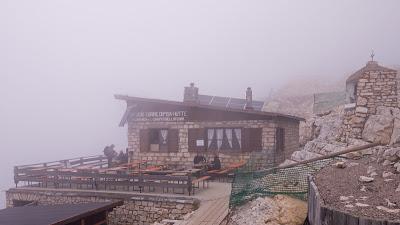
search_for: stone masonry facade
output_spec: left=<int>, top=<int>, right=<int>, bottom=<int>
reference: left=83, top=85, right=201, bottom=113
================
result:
left=128, top=119, right=299, bottom=167
left=343, top=63, right=398, bottom=139
left=6, top=188, right=198, bottom=225
left=277, top=119, right=300, bottom=159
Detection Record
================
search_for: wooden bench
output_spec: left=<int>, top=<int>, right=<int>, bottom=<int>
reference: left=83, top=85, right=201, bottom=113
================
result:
left=191, top=176, right=211, bottom=194
left=140, top=175, right=193, bottom=195
left=206, top=168, right=235, bottom=181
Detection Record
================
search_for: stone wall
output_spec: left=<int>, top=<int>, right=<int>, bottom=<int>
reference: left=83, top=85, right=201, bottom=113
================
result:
left=128, top=119, right=300, bottom=167
left=6, top=188, right=198, bottom=225
left=343, top=69, right=398, bottom=139
left=277, top=119, right=300, bottom=159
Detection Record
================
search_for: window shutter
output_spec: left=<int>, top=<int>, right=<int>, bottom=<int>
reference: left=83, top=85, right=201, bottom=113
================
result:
left=242, top=128, right=251, bottom=152
left=140, top=129, right=150, bottom=153
left=250, top=128, right=262, bottom=151
left=168, top=129, right=179, bottom=152
left=188, top=128, right=206, bottom=152
left=242, top=128, right=262, bottom=152
left=276, top=128, right=285, bottom=152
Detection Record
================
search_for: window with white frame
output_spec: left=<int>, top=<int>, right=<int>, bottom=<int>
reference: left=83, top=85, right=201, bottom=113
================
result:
left=207, top=128, right=241, bottom=150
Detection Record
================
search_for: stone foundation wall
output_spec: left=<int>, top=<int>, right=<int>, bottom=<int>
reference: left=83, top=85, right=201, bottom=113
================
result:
left=128, top=120, right=287, bottom=167
left=6, top=188, right=198, bottom=225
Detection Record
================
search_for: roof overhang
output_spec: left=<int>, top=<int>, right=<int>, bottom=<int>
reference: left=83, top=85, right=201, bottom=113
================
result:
left=115, top=94, right=305, bottom=126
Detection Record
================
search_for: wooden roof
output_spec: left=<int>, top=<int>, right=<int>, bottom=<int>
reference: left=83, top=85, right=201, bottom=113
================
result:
left=115, top=95, right=304, bottom=126
left=346, top=61, right=397, bottom=83
left=0, top=201, right=122, bottom=225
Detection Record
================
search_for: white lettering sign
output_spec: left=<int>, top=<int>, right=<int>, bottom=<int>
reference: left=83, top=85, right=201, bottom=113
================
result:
left=196, top=140, right=205, bottom=147
left=132, top=111, right=188, bottom=122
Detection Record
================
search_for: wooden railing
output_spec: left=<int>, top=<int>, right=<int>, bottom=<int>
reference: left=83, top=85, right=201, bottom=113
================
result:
left=15, top=155, right=108, bottom=172
left=14, top=156, right=194, bottom=195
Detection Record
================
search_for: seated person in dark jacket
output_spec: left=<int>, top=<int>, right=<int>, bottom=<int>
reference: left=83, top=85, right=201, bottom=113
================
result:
left=193, top=154, right=207, bottom=165
left=210, top=154, right=221, bottom=170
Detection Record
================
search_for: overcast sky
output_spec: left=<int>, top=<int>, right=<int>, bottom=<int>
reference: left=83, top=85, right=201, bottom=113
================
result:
left=1, top=0, right=400, bottom=207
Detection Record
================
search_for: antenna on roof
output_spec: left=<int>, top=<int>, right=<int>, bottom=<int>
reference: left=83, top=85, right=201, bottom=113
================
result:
left=370, top=50, right=375, bottom=61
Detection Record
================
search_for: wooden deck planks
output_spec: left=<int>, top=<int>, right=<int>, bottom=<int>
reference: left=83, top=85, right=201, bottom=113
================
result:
left=184, top=195, right=229, bottom=225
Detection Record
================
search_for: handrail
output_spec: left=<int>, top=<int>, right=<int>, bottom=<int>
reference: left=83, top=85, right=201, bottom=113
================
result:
left=15, top=155, right=106, bottom=169
left=239, top=142, right=380, bottom=174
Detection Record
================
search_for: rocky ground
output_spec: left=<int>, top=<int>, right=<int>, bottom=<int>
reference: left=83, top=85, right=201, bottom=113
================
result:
left=315, top=157, right=400, bottom=222
left=228, top=105, right=400, bottom=225
left=228, top=195, right=307, bottom=225
left=296, top=105, right=400, bottom=222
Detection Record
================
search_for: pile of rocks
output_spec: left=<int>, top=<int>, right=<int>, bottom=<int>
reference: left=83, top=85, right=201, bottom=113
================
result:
left=228, top=195, right=307, bottom=225
left=375, top=147, right=400, bottom=173
left=293, top=107, right=350, bottom=161
left=293, top=106, right=400, bottom=163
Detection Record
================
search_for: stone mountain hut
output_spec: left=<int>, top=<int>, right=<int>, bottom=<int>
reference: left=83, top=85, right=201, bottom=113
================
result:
left=116, top=84, right=303, bottom=167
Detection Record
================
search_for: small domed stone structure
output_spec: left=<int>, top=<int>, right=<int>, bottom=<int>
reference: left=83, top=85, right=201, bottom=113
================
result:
left=343, top=60, right=398, bottom=139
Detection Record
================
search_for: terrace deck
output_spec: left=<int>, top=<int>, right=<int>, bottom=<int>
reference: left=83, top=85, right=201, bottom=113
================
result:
left=13, top=155, right=213, bottom=196
left=183, top=182, right=231, bottom=225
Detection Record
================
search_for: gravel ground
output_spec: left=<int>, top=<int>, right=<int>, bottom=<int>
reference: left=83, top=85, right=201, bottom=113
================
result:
left=315, top=157, right=400, bottom=222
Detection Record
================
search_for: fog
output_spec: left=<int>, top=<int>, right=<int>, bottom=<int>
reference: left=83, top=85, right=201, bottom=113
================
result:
left=1, top=0, right=400, bottom=208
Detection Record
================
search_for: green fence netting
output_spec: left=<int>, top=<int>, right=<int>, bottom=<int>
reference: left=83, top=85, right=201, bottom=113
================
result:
left=229, top=156, right=335, bottom=208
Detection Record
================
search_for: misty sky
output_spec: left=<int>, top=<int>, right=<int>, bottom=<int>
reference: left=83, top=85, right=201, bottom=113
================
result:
left=1, top=0, right=400, bottom=207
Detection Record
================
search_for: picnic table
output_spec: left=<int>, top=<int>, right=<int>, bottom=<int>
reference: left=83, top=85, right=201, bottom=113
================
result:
left=206, top=161, right=247, bottom=181
left=228, top=161, right=246, bottom=169
left=144, top=166, right=163, bottom=172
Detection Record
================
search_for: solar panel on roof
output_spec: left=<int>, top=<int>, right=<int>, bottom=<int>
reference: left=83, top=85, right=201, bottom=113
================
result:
left=252, top=101, right=264, bottom=110
left=229, top=98, right=246, bottom=104
left=198, top=95, right=213, bottom=104
left=211, top=96, right=229, bottom=103
left=197, top=94, right=264, bottom=111
left=228, top=104, right=245, bottom=109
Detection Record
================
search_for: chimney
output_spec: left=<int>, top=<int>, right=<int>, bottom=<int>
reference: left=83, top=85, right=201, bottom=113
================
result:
left=183, top=82, right=199, bottom=104
left=245, top=87, right=253, bottom=110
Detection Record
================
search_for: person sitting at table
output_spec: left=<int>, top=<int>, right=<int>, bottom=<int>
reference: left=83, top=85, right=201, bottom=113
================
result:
left=210, top=154, right=221, bottom=170
left=193, top=154, right=207, bottom=165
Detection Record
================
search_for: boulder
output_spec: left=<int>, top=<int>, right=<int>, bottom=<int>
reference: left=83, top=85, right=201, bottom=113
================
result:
left=362, top=114, right=394, bottom=145
left=394, top=162, right=400, bottom=173
left=334, top=161, right=346, bottom=169
left=264, top=195, right=307, bottom=225
left=229, top=195, right=307, bottom=225
left=382, top=171, right=394, bottom=178
left=383, top=148, right=400, bottom=161
left=390, top=118, right=400, bottom=145
left=355, top=203, right=370, bottom=207
left=383, top=160, right=393, bottom=166
left=359, top=176, right=374, bottom=183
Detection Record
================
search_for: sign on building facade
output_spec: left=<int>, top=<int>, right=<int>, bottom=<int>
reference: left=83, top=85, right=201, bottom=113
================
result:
left=132, top=111, right=188, bottom=122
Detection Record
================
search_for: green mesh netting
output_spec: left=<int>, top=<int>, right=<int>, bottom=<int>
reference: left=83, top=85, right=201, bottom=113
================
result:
left=229, top=157, right=335, bottom=208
